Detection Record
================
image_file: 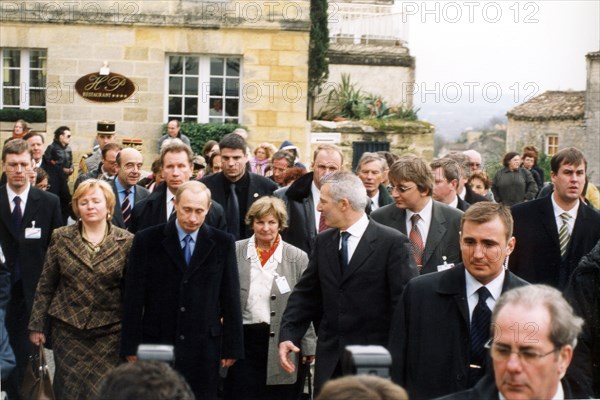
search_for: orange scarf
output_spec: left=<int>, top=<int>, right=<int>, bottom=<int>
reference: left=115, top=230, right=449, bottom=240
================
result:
left=256, top=235, right=280, bottom=267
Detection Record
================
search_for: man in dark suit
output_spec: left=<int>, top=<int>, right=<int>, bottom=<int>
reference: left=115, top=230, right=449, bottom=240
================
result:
left=445, top=152, right=488, bottom=204
left=371, top=156, right=463, bottom=274
left=201, top=133, right=277, bottom=240
left=74, top=142, right=122, bottom=191
left=0, top=139, right=62, bottom=398
left=431, top=158, right=471, bottom=211
left=275, top=144, right=344, bottom=255
left=389, top=202, right=528, bottom=400
left=121, top=181, right=243, bottom=399
left=110, top=147, right=149, bottom=230
left=278, top=171, right=418, bottom=395
left=437, top=285, right=582, bottom=400
left=356, top=152, right=394, bottom=213
left=24, top=131, right=72, bottom=224
left=131, top=140, right=226, bottom=233
left=509, top=147, right=600, bottom=291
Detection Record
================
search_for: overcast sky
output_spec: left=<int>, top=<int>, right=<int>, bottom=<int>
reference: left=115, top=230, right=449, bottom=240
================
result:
left=395, top=0, right=600, bottom=135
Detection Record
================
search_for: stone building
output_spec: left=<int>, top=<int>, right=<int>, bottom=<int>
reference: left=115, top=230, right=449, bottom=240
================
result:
left=506, top=51, right=600, bottom=185
left=315, top=0, right=415, bottom=114
left=0, top=0, right=311, bottom=164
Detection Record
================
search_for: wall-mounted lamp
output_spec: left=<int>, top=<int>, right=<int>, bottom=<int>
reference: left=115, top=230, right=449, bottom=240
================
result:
left=99, top=61, right=110, bottom=76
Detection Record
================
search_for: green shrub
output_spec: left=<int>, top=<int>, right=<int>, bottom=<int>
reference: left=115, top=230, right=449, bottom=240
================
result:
left=0, top=108, right=46, bottom=122
left=162, top=122, right=243, bottom=155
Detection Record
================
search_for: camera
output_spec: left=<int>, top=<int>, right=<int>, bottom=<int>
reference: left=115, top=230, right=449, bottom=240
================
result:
left=341, top=345, right=392, bottom=378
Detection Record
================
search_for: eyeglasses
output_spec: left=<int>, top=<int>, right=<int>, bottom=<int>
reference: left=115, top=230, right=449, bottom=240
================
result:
left=468, top=162, right=481, bottom=168
left=485, top=340, right=559, bottom=364
left=391, top=185, right=416, bottom=193
left=4, top=162, right=32, bottom=172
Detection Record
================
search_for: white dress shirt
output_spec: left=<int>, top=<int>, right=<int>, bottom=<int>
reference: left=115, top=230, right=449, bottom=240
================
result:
left=7, top=183, right=31, bottom=214
left=243, top=235, right=283, bottom=324
left=166, top=190, right=176, bottom=220
left=340, top=213, right=370, bottom=263
left=465, top=268, right=505, bottom=323
left=406, top=197, right=433, bottom=246
left=551, top=195, right=579, bottom=236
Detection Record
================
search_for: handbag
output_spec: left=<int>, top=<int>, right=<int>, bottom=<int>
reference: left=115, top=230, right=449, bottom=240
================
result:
left=21, top=345, right=55, bottom=400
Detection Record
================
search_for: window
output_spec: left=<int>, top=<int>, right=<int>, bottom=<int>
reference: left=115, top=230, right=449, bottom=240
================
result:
left=545, top=134, right=559, bottom=156
left=167, top=55, right=240, bottom=123
left=1, top=48, right=47, bottom=109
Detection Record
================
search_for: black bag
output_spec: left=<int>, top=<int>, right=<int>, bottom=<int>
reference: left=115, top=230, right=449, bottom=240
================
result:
left=21, top=345, right=55, bottom=400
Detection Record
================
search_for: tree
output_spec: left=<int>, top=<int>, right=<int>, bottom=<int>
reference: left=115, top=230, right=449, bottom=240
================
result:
left=307, top=0, right=329, bottom=119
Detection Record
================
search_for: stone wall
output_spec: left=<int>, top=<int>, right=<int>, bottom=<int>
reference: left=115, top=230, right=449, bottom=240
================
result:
left=310, top=119, right=434, bottom=169
left=315, top=42, right=415, bottom=116
left=585, top=53, right=600, bottom=186
left=1, top=1, right=311, bottom=166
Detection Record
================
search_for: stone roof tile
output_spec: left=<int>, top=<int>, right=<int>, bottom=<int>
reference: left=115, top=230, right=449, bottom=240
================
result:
left=507, top=91, right=585, bottom=121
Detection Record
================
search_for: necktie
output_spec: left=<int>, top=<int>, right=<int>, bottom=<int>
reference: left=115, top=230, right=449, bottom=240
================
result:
left=12, top=196, right=23, bottom=231
left=121, top=189, right=132, bottom=229
left=469, top=286, right=492, bottom=385
left=318, top=214, right=328, bottom=233
left=409, top=214, right=424, bottom=270
left=558, top=212, right=571, bottom=258
left=168, top=197, right=176, bottom=221
left=340, top=231, right=351, bottom=271
left=227, top=183, right=240, bottom=239
left=183, top=234, right=193, bottom=265
left=11, top=196, right=23, bottom=284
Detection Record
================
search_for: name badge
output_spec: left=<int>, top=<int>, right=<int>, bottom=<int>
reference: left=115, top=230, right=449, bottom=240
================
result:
left=275, top=276, right=291, bottom=294
left=436, top=256, right=454, bottom=272
left=25, top=221, right=42, bottom=239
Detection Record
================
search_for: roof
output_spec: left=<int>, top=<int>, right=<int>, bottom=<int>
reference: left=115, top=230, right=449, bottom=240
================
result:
left=586, top=51, right=600, bottom=59
left=507, top=91, right=585, bottom=121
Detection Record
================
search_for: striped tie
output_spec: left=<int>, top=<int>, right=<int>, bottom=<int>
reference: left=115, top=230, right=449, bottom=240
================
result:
left=122, top=189, right=132, bottom=229
left=409, top=214, right=424, bottom=271
left=558, top=213, right=571, bottom=258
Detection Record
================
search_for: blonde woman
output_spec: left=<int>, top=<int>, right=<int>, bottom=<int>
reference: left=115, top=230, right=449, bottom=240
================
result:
left=29, top=179, right=133, bottom=400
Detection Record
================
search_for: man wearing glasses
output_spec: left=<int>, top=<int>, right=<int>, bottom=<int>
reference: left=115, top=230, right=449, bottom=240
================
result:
left=371, top=155, right=463, bottom=274
left=0, top=139, right=62, bottom=398
left=74, top=142, right=122, bottom=191
left=438, top=284, right=583, bottom=400
left=388, top=202, right=528, bottom=399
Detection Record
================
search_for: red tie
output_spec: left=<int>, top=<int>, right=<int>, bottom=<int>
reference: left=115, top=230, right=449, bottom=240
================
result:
left=409, top=214, right=424, bottom=271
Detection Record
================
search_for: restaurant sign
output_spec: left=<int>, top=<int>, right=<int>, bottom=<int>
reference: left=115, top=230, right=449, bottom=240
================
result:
left=75, top=72, right=136, bottom=103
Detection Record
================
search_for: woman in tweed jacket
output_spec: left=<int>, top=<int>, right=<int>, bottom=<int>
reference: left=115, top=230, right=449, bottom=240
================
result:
left=28, top=179, right=133, bottom=400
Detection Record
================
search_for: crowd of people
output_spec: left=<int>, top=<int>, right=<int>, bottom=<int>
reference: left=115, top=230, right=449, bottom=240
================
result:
left=1, top=119, right=600, bottom=400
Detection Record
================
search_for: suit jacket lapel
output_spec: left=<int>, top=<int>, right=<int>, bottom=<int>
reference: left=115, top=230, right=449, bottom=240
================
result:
left=342, top=222, right=375, bottom=282
left=0, top=186, right=17, bottom=239
left=437, top=264, right=469, bottom=325
left=237, top=240, right=251, bottom=307
left=21, top=188, right=41, bottom=231
left=540, top=196, right=561, bottom=249
left=111, top=182, right=125, bottom=227
left=423, top=201, right=447, bottom=266
left=187, top=224, right=215, bottom=276
left=162, top=221, right=188, bottom=273
left=391, top=207, right=408, bottom=235
left=326, top=230, right=343, bottom=283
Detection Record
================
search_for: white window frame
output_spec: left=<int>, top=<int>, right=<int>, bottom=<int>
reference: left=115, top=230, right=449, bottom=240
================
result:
left=164, top=54, right=241, bottom=124
left=0, top=48, right=47, bottom=109
left=545, top=134, right=559, bottom=156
